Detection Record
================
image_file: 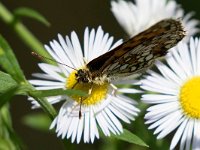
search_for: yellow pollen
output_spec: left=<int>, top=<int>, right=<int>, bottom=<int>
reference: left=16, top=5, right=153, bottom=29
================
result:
left=66, top=70, right=109, bottom=106
left=180, top=76, right=200, bottom=118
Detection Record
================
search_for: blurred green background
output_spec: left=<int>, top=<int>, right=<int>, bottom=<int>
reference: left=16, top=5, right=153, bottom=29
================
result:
left=0, top=0, right=200, bottom=150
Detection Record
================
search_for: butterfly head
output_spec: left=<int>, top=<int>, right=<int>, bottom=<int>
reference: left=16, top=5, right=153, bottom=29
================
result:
left=75, top=69, right=91, bottom=83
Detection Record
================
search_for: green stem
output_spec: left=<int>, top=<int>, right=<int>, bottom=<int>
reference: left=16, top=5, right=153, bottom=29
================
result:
left=29, top=92, right=57, bottom=120
left=0, top=2, right=54, bottom=64
left=16, top=83, right=57, bottom=120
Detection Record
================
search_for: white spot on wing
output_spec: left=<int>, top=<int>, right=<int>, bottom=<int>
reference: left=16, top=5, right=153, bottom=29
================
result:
left=120, top=64, right=129, bottom=71
left=108, top=62, right=119, bottom=70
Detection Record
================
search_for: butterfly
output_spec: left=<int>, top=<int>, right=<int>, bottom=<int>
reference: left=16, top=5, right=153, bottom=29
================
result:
left=75, top=19, right=185, bottom=85
left=32, top=18, right=185, bottom=118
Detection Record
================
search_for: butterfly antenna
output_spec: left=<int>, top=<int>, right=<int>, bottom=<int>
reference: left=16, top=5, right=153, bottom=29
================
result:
left=79, top=97, right=83, bottom=119
left=31, top=52, right=77, bottom=71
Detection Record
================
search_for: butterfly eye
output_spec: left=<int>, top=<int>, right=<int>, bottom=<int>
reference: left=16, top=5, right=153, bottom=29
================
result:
left=78, top=69, right=84, bottom=75
left=76, top=69, right=90, bottom=83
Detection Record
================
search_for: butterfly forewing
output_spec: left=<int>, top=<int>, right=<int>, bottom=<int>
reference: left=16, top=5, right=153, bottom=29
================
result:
left=87, top=19, right=185, bottom=80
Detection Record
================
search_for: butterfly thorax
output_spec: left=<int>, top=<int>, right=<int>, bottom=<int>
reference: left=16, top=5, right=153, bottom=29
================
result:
left=75, top=68, right=108, bottom=85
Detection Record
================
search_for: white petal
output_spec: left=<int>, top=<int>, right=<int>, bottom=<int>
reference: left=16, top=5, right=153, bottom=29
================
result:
left=76, top=117, right=84, bottom=143
left=83, top=27, right=89, bottom=60
left=38, top=63, right=65, bottom=82
left=118, top=88, right=143, bottom=94
left=71, top=31, right=84, bottom=66
left=84, top=111, right=90, bottom=143
left=170, top=118, right=188, bottom=150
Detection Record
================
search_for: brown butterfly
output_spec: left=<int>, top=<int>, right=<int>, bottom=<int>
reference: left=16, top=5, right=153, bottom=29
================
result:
left=75, top=19, right=185, bottom=85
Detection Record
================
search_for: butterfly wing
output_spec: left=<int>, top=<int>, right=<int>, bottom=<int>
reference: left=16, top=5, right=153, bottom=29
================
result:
left=87, top=19, right=185, bottom=80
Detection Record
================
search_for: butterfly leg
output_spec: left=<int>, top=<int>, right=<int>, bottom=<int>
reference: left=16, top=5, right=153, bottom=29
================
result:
left=71, top=81, right=78, bottom=89
left=88, top=83, right=93, bottom=95
left=110, top=83, right=118, bottom=96
left=78, top=83, right=93, bottom=119
left=79, top=97, right=83, bottom=119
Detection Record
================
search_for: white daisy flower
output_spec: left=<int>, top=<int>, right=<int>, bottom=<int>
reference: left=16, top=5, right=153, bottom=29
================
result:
left=29, top=26, right=141, bottom=143
left=140, top=37, right=200, bottom=150
left=111, top=0, right=199, bottom=41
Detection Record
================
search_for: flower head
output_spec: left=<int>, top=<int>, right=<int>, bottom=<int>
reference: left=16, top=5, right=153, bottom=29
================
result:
left=140, top=37, right=200, bottom=149
left=29, top=26, right=141, bottom=143
left=111, top=0, right=199, bottom=41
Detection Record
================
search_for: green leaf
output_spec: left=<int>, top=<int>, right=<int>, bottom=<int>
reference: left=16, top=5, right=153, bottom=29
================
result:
left=0, top=71, right=18, bottom=93
left=22, top=113, right=51, bottom=132
left=14, top=7, right=50, bottom=26
left=0, top=35, right=26, bottom=82
left=30, top=88, right=88, bottom=98
left=112, top=129, right=148, bottom=147
left=0, top=105, right=25, bottom=150
left=0, top=138, right=16, bottom=150
left=0, top=87, right=18, bottom=108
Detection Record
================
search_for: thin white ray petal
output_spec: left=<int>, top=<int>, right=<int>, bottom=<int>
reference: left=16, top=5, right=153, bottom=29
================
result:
left=65, top=35, right=80, bottom=68
left=118, top=88, right=143, bottom=93
left=148, top=112, right=174, bottom=130
left=192, top=120, right=200, bottom=150
left=76, top=117, right=84, bottom=143
left=105, top=107, right=123, bottom=133
left=109, top=104, right=131, bottom=123
left=101, top=110, right=117, bottom=134
left=142, top=94, right=177, bottom=103
left=180, top=119, right=192, bottom=150
left=32, top=73, right=57, bottom=80
left=110, top=39, right=123, bottom=50
left=196, top=38, right=200, bottom=74
left=170, top=118, right=188, bottom=150
left=116, top=95, right=138, bottom=105
left=104, top=36, right=114, bottom=52
left=158, top=116, right=185, bottom=140
left=50, top=40, right=76, bottom=73
left=87, top=29, right=95, bottom=61
left=95, top=109, right=110, bottom=136
left=57, top=34, right=77, bottom=70
left=71, top=31, right=84, bottom=66
left=84, top=111, right=90, bottom=143
left=91, top=26, right=104, bottom=59
left=185, top=120, right=194, bottom=150
left=84, top=27, right=89, bottom=60
left=29, top=80, right=64, bottom=86
left=90, top=108, right=99, bottom=143
left=71, top=117, right=79, bottom=143
left=50, top=117, right=57, bottom=129
left=98, top=33, right=109, bottom=55
left=38, top=64, right=65, bottom=82
left=189, top=38, right=198, bottom=75
left=145, top=103, right=180, bottom=121
left=112, top=97, right=138, bottom=115
left=156, top=111, right=183, bottom=138
left=156, top=60, right=182, bottom=85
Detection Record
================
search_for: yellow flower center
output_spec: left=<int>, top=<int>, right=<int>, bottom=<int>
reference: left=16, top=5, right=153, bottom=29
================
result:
left=66, top=70, right=109, bottom=106
left=180, top=76, right=200, bottom=118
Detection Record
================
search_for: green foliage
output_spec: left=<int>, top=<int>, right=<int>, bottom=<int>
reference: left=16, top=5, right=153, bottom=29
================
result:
left=0, top=71, right=18, bottom=108
left=22, top=113, right=51, bottom=132
left=0, top=87, right=18, bottom=109
left=0, top=34, right=57, bottom=119
left=0, top=105, right=24, bottom=150
left=0, top=35, right=26, bottom=83
left=13, top=7, right=50, bottom=26
left=0, top=71, right=18, bottom=93
left=31, top=88, right=88, bottom=98
left=112, top=129, right=148, bottom=147
left=0, top=138, right=16, bottom=150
